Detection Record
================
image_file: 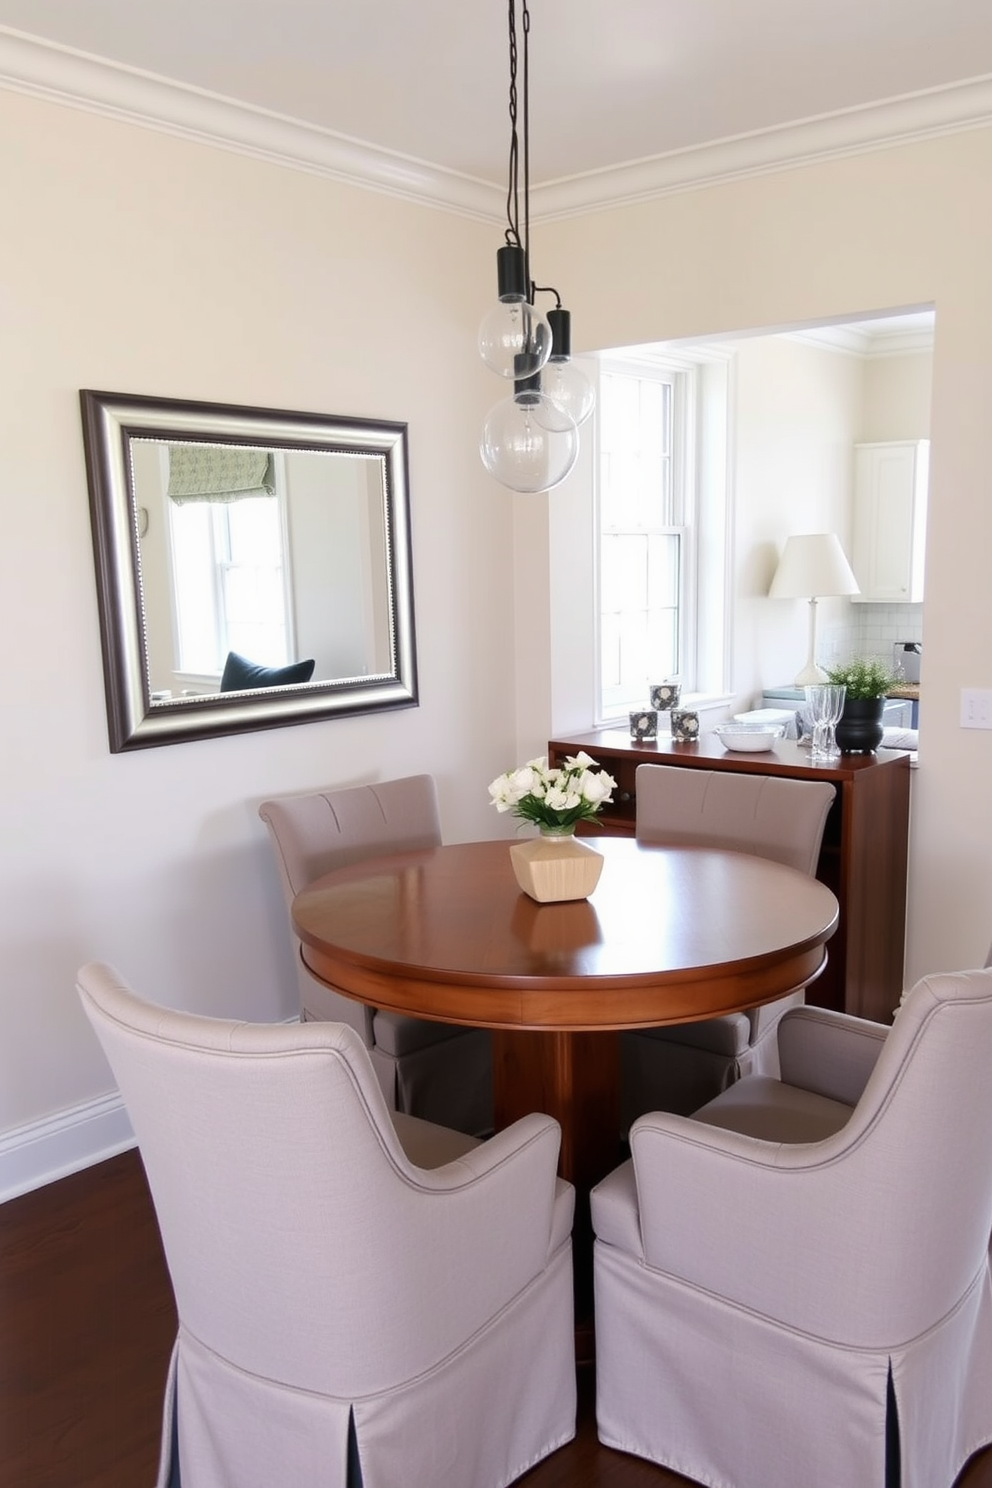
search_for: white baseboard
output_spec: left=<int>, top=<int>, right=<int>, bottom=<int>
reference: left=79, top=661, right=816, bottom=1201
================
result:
left=0, top=1092, right=135, bottom=1204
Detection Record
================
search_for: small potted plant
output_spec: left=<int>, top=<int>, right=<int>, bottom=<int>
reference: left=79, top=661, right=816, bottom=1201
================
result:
left=824, top=656, right=902, bottom=753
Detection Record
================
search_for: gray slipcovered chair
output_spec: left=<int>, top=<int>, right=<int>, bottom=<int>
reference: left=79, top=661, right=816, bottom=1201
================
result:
left=77, top=962, right=576, bottom=1488
left=258, top=775, right=492, bottom=1136
left=592, top=966, right=992, bottom=1488
left=621, top=764, right=836, bottom=1125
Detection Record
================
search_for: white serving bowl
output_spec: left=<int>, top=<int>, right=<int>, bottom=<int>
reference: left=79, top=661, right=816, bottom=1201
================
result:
left=713, top=723, right=784, bottom=753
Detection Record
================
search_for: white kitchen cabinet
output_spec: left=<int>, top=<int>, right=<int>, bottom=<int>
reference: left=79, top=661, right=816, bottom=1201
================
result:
left=851, top=440, right=929, bottom=603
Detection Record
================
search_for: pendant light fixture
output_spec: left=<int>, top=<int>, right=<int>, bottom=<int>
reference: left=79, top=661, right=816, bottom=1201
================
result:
left=544, top=306, right=597, bottom=428
left=479, top=0, right=594, bottom=493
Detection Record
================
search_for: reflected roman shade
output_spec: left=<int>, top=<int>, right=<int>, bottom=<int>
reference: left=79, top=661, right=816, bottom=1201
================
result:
left=167, top=444, right=276, bottom=503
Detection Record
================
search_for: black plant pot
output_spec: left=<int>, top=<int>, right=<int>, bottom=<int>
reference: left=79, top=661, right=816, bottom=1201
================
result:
left=835, top=697, right=885, bottom=754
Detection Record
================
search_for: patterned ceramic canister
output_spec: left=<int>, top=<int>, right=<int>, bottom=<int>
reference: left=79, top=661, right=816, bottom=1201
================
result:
left=649, top=682, right=681, bottom=711
left=670, top=708, right=700, bottom=742
left=629, top=709, right=658, bottom=741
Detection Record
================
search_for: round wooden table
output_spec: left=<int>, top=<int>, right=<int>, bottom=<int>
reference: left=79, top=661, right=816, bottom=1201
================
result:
left=292, top=836, right=838, bottom=1189
left=294, top=835, right=838, bottom=1354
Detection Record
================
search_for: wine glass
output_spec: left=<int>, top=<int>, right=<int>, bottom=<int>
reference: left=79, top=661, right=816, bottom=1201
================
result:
left=804, top=684, right=846, bottom=763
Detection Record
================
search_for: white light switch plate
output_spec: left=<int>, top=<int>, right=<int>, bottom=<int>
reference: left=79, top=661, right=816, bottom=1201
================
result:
left=961, top=689, right=992, bottom=729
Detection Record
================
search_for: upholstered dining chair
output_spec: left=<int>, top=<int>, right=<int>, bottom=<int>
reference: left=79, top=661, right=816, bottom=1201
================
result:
left=77, top=962, right=576, bottom=1488
left=258, top=775, right=492, bottom=1135
left=621, top=764, right=836, bottom=1124
left=592, top=966, right=992, bottom=1488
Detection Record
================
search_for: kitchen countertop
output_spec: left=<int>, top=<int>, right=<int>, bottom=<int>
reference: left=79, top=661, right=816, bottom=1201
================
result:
left=764, top=683, right=920, bottom=702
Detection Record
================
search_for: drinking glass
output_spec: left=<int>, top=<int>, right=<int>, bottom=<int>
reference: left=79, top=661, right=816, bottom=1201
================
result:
left=804, top=684, right=846, bottom=763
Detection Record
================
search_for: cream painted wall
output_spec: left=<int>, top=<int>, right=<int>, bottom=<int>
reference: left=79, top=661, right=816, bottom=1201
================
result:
left=0, top=88, right=518, bottom=1165
left=862, top=350, right=934, bottom=442
left=730, top=335, right=865, bottom=701
left=536, top=128, right=992, bottom=985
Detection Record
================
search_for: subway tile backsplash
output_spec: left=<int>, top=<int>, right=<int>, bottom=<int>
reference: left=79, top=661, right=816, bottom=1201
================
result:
left=819, top=604, right=923, bottom=669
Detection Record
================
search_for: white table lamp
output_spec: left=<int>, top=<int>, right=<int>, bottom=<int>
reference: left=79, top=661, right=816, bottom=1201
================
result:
left=768, top=533, right=860, bottom=687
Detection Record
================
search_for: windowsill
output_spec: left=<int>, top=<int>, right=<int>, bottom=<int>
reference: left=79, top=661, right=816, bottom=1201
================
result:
left=682, top=692, right=734, bottom=714
left=596, top=692, right=734, bottom=730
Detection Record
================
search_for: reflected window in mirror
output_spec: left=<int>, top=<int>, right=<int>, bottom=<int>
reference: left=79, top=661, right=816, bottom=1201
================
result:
left=138, top=440, right=294, bottom=693
left=170, top=489, right=290, bottom=680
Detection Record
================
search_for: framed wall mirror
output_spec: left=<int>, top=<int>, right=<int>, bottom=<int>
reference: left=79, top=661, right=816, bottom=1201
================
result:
left=80, top=391, right=418, bottom=751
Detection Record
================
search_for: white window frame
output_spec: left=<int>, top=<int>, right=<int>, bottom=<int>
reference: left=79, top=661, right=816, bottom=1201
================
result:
left=593, top=354, right=698, bottom=723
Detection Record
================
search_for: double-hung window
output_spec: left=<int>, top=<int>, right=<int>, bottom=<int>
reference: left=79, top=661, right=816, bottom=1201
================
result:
left=164, top=444, right=292, bottom=682
left=596, top=359, right=695, bottom=721
left=169, top=494, right=290, bottom=677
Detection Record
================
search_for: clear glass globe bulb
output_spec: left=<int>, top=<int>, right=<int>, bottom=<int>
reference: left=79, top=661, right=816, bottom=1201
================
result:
left=543, top=358, right=596, bottom=427
left=478, top=299, right=553, bottom=381
left=480, top=391, right=579, bottom=493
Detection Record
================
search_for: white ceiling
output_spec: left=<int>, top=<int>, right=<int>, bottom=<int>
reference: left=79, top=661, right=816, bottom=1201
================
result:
left=1, top=0, right=992, bottom=191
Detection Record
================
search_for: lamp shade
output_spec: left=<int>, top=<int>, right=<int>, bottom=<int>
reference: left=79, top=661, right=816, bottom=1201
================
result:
left=768, top=533, right=860, bottom=599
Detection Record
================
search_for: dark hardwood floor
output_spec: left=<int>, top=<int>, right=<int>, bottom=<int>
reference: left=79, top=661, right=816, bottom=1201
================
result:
left=2, top=1149, right=991, bottom=1488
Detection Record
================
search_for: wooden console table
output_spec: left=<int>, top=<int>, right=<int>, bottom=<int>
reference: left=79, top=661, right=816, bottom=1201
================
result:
left=549, top=729, right=913, bottom=1024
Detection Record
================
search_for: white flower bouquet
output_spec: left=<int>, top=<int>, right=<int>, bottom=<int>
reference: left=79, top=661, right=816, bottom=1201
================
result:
left=488, top=751, right=617, bottom=833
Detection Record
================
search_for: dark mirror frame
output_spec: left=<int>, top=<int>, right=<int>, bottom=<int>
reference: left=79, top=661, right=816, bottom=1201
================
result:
left=80, top=390, right=418, bottom=751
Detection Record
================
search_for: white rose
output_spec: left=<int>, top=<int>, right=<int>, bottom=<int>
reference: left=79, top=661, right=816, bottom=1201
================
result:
left=488, top=773, right=520, bottom=811
left=545, top=785, right=581, bottom=812
left=577, top=769, right=616, bottom=806
left=509, top=765, right=542, bottom=797
left=567, top=750, right=596, bottom=770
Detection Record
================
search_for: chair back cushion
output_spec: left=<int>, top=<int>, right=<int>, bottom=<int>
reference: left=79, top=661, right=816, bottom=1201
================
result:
left=258, top=774, right=441, bottom=901
left=635, top=765, right=835, bottom=876
left=258, top=776, right=443, bottom=1048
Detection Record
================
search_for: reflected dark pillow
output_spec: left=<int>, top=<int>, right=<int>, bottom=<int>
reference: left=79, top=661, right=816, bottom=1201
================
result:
left=220, top=651, right=316, bottom=692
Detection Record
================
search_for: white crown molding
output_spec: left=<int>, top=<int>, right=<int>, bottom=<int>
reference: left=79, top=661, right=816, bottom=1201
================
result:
left=863, top=330, right=935, bottom=358
left=0, top=1090, right=134, bottom=1203
left=603, top=341, right=737, bottom=372
left=533, top=76, right=992, bottom=221
left=0, top=26, right=501, bottom=222
left=792, top=323, right=935, bottom=357
left=1, top=27, right=992, bottom=223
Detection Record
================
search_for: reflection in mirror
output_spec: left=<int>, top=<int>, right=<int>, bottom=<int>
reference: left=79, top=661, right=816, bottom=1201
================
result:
left=80, top=392, right=418, bottom=751
left=134, top=440, right=391, bottom=694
